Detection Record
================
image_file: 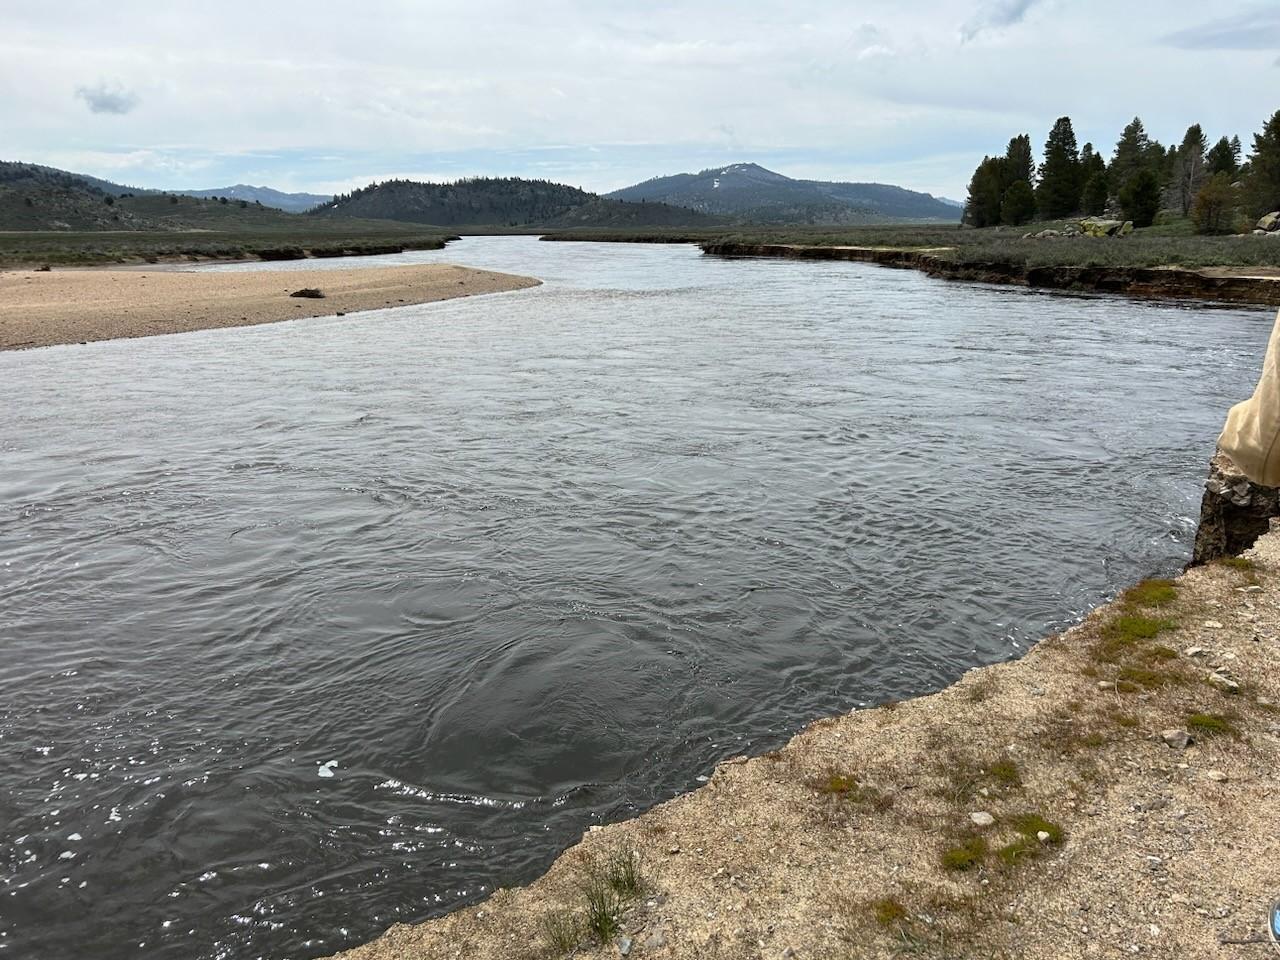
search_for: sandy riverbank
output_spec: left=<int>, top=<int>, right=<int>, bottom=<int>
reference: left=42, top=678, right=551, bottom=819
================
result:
left=332, top=532, right=1280, bottom=960
left=0, top=263, right=540, bottom=350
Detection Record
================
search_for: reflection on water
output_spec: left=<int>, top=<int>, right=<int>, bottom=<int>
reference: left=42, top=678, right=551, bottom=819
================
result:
left=0, top=237, right=1270, bottom=958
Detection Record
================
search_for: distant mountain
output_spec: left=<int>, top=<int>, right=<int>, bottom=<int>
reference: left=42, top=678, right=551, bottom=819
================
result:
left=309, top=176, right=722, bottom=228
left=178, top=185, right=329, bottom=213
left=607, top=162, right=961, bottom=224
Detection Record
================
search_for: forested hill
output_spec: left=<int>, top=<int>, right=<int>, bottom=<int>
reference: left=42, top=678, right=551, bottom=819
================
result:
left=308, top=177, right=722, bottom=228
left=607, top=163, right=962, bottom=224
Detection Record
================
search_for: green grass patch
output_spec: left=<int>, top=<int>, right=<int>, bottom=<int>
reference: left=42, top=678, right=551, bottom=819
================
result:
left=1093, top=614, right=1178, bottom=664
left=996, top=814, right=1065, bottom=867
left=940, top=837, right=989, bottom=872
left=1216, top=556, right=1257, bottom=571
left=1186, top=713, right=1240, bottom=738
left=872, top=897, right=909, bottom=928
left=1121, top=579, right=1178, bottom=608
left=988, top=759, right=1022, bottom=789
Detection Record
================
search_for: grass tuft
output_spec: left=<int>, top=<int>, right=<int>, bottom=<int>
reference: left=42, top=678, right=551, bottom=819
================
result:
left=541, top=910, right=584, bottom=955
left=872, top=897, right=909, bottom=928
left=601, top=846, right=645, bottom=898
left=579, top=875, right=621, bottom=944
left=940, top=837, right=988, bottom=872
left=1186, top=713, right=1239, bottom=738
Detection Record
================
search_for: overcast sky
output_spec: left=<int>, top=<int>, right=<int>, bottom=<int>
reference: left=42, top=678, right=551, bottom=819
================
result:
left=3, top=1, right=1278, bottom=199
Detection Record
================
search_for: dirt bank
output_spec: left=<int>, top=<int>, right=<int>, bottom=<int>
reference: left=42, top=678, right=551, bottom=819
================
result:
left=0, top=263, right=540, bottom=350
left=700, top=242, right=1280, bottom=308
left=330, top=531, right=1280, bottom=960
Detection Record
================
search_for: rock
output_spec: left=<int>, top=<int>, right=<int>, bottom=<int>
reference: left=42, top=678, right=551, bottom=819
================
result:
left=970, top=811, right=996, bottom=828
left=1206, top=770, right=1229, bottom=782
left=1118, top=220, right=1134, bottom=237
left=1185, top=646, right=1208, bottom=657
left=1258, top=211, right=1280, bottom=232
left=1079, top=217, right=1125, bottom=238
left=1160, top=729, right=1193, bottom=750
left=1037, top=831, right=1052, bottom=843
left=643, top=931, right=667, bottom=951
left=1206, top=673, right=1240, bottom=694
left=618, top=935, right=633, bottom=956
left=1202, top=620, right=1224, bottom=629
left=1192, top=451, right=1280, bottom=565
left=1097, top=680, right=1116, bottom=690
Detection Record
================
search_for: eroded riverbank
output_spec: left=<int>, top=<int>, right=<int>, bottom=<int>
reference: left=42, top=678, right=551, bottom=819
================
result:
left=700, top=242, right=1280, bottom=308
left=332, top=533, right=1280, bottom=960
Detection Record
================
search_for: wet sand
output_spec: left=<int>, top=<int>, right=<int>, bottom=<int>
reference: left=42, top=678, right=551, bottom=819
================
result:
left=0, top=263, right=540, bottom=350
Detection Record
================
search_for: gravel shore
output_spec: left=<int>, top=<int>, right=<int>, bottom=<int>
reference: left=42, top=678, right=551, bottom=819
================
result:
left=331, top=531, right=1280, bottom=960
left=0, top=263, right=540, bottom=350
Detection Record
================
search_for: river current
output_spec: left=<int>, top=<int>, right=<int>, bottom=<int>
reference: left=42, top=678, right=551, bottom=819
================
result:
left=0, top=237, right=1271, bottom=958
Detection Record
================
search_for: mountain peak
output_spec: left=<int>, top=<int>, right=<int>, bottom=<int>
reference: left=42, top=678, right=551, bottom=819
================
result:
left=606, top=164, right=961, bottom=224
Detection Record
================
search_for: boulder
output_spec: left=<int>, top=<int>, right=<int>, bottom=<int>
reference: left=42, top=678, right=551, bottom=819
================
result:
left=1079, top=217, right=1125, bottom=238
left=1118, top=220, right=1134, bottom=237
left=1258, top=211, right=1280, bottom=232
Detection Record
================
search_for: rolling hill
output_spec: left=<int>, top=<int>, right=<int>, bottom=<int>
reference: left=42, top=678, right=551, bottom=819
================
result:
left=308, top=177, right=723, bottom=228
left=607, top=162, right=961, bottom=224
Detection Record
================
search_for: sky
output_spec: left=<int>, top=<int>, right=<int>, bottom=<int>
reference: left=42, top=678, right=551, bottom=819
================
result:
left=3, top=0, right=1279, bottom=200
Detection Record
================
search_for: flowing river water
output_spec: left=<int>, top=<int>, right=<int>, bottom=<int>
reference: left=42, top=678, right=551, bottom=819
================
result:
left=0, top=237, right=1273, bottom=959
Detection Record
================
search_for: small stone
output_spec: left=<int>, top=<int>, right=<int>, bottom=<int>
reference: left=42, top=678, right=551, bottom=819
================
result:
left=1256, top=696, right=1275, bottom=708
left=589, top=825, right=604, bottom=833
left=1160, top=729, right=1193, bottom=750
left=618, top=935, right=633, bottom=956
left=643, top=931, right=667, bottom=951
left=1185, top=646, right=1207, bottom=657
left=1030, top=687, right=1045, bottom=697
left=782, top=950, right=797, bottom=960
left=1097, top=681, right=1116, bottom=690
left=970, top=811, right=996, bottom=828
left=1207, top=673, right=1240, bottom=694
left=667, top=845, right=681, bottom=855
left=1202, top=620, right=1224, bottom=630
left=1206, top=770, right=1228, bottom=782
left=1036, top=831, right=1052, bottom=843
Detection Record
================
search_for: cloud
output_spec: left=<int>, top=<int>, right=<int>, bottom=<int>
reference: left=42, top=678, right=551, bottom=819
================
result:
left=75, top=81, right=139, bottom=115
left=1162, top=7, right=1280, bottom=49
left=960, top=0, right=1043, bottom=42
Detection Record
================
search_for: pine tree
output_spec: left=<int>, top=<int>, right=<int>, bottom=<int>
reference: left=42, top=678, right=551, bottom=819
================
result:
left=1119, top=169, right=1162, bottom=227
left=963, top=156, right=1006, bottom=227
left=1111, top=117, right=1153, bottom=192
left=1000, top=179, right=1036, bottom=225
left=1206, top=136, right=1240, bottom=176
left=1035, top=117, right=1082, bottom=218
left=1171, top=124, right=1208, bottom=217
left=1244, top=110, right=1280, bottom=217
left=1004, top=134, right=1035, bottom=186
left=1082, top=172, right=1109, bottom=215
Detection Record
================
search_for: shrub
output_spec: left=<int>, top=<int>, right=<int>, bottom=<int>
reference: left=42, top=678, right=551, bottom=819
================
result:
left=1192, top=173, right=1237, bottom=235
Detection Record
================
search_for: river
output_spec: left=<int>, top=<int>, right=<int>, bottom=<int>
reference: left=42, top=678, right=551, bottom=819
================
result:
left=0, top=236, right=1271, bottom=958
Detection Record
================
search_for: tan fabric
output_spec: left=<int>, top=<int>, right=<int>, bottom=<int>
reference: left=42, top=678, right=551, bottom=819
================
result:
left=1218, top=309, right=1280, bottom=486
